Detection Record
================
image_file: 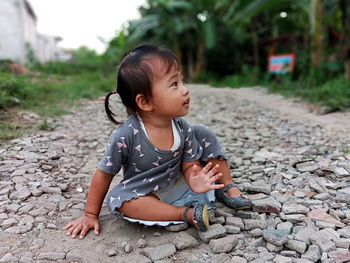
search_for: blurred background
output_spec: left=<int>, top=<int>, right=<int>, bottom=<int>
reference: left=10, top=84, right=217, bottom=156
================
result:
left=0, top=0, right=349, bottom=142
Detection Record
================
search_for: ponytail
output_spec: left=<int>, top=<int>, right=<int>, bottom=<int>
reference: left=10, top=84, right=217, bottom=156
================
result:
left=104, top=91, right=122, bottom=125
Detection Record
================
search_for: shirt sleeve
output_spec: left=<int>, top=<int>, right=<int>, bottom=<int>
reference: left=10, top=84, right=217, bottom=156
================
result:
left=98, top=126, right=129, bottom=175
left=177, top=118, right=203, bottom=162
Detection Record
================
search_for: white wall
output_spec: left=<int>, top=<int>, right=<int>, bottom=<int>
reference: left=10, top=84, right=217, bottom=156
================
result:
left=0, top=0, right=66, bottom=63
left=0, top=0, right=25, bottom=62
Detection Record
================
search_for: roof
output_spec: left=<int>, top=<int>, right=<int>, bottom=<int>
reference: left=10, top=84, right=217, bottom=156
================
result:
left=25, top=0, right=37, bottom=21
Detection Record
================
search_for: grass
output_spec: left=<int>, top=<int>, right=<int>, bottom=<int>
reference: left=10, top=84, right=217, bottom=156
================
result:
left=0, top=67, right=115, bottom=144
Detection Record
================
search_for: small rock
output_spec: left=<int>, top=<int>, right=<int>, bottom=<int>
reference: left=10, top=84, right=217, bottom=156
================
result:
left=252, top=197, right=281, bottom=213
left=244, top=219, right=267, bottom=230
left=37, top=252, right=66, bottom=260
left=282, top=203, right=309, bottom=214
left=296, top=162, right=318, bottom=173
left=301, top=244, right=321, bottom=262
left=224, top=225, right=241, bottom=234
left=263, top=229, right=289, bottom=246
left=274, top=255, right=292, bottom=263
left=328, top=250, right=350, bottom=262
left=142, top=244, right=176, bottom=261
left=231, top=256, right=248, bottom=263
left=334, top=167, right=349, bottom=176
left=172, top=232, right=199, bottom=250
left=198, top=223, right=226, bottom=243
left=137, top=238, right=147, bottom=248
left=124, top=243, right=133, bottom=253
left=308, top=209, right=345, bottom=228
left=285, top=239, right=307, bottom=254
left=0, top=253, right=17, bottom=262
left=209, top=235, right=237, bottom=253
left=309, top=232, right=336, bottom=253
left=276, top=221, right=293, bottom=233
left=250, top=228, right=263, bottom=237
left=164, top=223, right=188, bottom=232
left=226, top=217, right=244, bottom=229
left=108, top=249, right=117, bottom=257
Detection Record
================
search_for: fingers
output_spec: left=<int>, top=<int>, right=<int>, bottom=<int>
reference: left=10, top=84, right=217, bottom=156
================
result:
left=201, top=162, right=213, bottom=173
left=211, top=183, right=225, bottom=190
left=94, top=223, right=100, bottom=236
left=209, top=173, right=223, bottom=183
left=71, top=224, right=83, bottom=239
left=192, top=164, right=201, bottom=174
left=62, top=222, right=73, bottom=230
left=79, top=225, right=90, bottom=239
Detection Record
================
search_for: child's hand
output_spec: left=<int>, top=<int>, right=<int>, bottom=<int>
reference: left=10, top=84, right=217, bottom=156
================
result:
left=187, top=162, right=224, bottom=193
left=62, top=214, right=100, bottom=239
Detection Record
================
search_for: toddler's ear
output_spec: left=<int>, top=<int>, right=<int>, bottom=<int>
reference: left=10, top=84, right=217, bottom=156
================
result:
left=135, top=94, right=153, bottom=112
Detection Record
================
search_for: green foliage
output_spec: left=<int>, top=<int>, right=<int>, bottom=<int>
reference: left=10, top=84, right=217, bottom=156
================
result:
left=33, top=46, right=113, bottom=75
left=38, top=119, right=55, bottom=131
left=0, top=70, right=115, bottom=116
left=0, top=122, right=23, bottom=141
left=25, top=42, right=38, bottom=66
left=201, top=65, right=262, bottom=88
left=268, top=75, right=350, bottom=111
left=0, top=73, right=25, bottom=109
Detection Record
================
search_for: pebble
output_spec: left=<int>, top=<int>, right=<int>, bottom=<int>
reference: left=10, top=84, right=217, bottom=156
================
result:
left=108, top=249, right=117, bottom=257
left=137, top=238, right=147, bottom=248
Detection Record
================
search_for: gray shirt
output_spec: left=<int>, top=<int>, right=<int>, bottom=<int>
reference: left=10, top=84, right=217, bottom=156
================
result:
left=98, top=115, right=203, bottom=215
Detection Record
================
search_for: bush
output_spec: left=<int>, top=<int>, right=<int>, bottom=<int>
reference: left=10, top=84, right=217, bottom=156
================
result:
left=0, top=73, right=25, bottom=108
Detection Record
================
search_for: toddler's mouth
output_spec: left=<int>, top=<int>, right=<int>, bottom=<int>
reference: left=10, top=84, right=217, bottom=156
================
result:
left=184, top=98, right=190, bottom=105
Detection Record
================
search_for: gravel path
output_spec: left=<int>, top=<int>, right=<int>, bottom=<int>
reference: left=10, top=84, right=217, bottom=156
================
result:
left=1, top=85, right=350, bottom=263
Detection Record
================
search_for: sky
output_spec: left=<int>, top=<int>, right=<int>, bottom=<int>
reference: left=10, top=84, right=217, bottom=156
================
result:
left=28, top=0, right=146, bottom=53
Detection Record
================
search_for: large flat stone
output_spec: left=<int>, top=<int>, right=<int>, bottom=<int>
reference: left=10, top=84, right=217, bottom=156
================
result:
left=252, top=197, right=281, bottom=213
left=308, top=209, right=345, bottom=228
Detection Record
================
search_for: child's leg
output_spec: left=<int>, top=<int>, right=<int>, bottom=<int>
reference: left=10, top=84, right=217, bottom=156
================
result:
left=192, top=125, right=245, bottom=198
left=208, top=158, right=243, bottom=198
left=118, top=194, right=194, bottom=222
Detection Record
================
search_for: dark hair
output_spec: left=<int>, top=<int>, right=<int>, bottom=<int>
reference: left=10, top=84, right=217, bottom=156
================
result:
left=105, top=44, right=180, bottom=125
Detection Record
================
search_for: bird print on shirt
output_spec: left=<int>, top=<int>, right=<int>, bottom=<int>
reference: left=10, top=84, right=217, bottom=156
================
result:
left=121, top=179, right=130, bottom=189
left=135, top=144, right=144, bottom=157
left=117, top=137, right=127, bottom=152
left=152, top=156, right=162, bottom=166
left=202, top=137, right=211, bottom=148
left=106, top=156, right=113, bottom=166
left=132, top=189, right=143, bottom=197
left=133, top=163, right=141, bottom=173
left=110, top=195, right=120, bottom=205
left=186, top=148, right=196, bottom=158
left=128, top=124, right=139, bottom=135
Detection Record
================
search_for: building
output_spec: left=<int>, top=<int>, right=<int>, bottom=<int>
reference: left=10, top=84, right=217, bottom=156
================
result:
left=0, top=0, right=70, bottom=63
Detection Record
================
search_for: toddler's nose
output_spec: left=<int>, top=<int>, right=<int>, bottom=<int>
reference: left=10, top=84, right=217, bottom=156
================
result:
left=182, top=85, right=189, bottom=95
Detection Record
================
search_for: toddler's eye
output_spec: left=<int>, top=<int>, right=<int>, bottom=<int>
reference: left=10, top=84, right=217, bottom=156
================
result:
left=171, top=81, right=178, bottom=87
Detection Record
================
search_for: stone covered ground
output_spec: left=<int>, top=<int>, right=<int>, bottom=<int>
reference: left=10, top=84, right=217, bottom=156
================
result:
left=1, top=85, right=350, bottom=263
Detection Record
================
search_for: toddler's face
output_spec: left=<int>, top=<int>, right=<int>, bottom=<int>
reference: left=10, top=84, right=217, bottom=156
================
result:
left=149, top=58, right=190, bottom=118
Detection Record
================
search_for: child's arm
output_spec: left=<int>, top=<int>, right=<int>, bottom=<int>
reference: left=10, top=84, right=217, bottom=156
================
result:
left=182, top=161, right=224, bottom=193
left=63, top=168, right=114, bottom=239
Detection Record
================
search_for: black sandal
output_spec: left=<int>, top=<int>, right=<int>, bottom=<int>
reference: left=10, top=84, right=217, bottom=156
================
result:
left=183, top=200, right=209, bottom=232
left=216, top=184, right=252, bottom=210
